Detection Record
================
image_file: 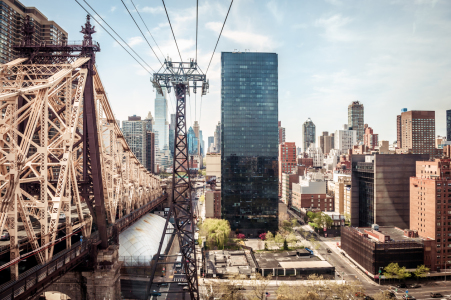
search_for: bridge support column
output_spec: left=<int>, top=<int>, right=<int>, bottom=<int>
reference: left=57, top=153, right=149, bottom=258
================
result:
left=83, top=245, right=122, bottom=300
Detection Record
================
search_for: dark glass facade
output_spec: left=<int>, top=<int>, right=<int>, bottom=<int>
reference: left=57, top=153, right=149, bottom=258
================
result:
left=221, top=52, right=278, bottom=235
left=447, top=109, right=451, bottom=141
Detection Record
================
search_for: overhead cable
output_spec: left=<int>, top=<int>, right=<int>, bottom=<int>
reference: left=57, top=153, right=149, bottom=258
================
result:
left=77, top=0, right=154, bottom=74
left=206, top=0, right=233, bottom=75
left=162, top=0, right=183, bottom=61
left=130, top=0, right=166, bottom=61
left=121, top=0, right=163, bottom=66
left=196, top=0, right=198, bottom=63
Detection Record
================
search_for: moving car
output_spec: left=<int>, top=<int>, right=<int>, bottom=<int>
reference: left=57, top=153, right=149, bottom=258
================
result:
left=430, top=293, right=443, bottom=298
left=150, top=291, right=161, bottom=296
left=397, top=283, right=407, bottom=288
left=402, top=295, right=415, bottom=300
left=327, top=248, right=332, bottom=253
left=0, top=231, right=9, bottom=241
left=59, top=212, right=66, bottom=220
left=410, top=283, right=421, bottom=288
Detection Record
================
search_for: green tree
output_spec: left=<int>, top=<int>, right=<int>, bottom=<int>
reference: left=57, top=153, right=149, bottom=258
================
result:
left=199, top=219, right=231, bottom=249
left=291, top=218, right=299, bottom=228
left=383, top=262, right=400, bottom=279
left=283, top=239, right=289, bottom=250
left=275, top=233, right=285, bottom=245
left=396, top=266, right=411, bottom=281
left=413, top=264, right=430, bottom=279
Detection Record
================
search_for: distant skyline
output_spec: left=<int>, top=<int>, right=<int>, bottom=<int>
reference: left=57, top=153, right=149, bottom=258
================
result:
left=30, top=0, right=451, bottom=146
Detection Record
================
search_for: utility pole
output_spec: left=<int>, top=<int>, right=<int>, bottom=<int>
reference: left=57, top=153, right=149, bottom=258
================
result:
left=146, top=58, right=208, bottom=300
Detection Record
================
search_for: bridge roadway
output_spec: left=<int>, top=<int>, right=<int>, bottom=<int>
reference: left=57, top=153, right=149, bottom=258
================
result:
left=0, top=193, right=167, bottom=300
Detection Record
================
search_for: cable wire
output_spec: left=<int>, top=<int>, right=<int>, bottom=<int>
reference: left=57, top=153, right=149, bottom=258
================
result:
left=162, top=0, right=183, bottom=61
left=130, top=0, right=166, bottom=61
left=77, top=0, right=154, bottom=74
left=206, top=0, right=233, bottom=75
left=196, top=0, right=198, bottom=63
left=121, top=0, right=163, bottom=66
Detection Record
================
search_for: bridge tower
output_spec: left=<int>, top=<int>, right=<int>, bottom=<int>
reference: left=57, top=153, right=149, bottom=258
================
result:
left=146, top=60, right=208, bottom=299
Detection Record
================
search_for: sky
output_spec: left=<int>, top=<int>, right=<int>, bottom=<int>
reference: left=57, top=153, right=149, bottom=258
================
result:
left=31, top=0, right=451, bottom=147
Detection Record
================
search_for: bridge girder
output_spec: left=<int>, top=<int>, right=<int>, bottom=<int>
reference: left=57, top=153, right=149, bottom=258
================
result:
left=0, top=57, right=162, bottom=280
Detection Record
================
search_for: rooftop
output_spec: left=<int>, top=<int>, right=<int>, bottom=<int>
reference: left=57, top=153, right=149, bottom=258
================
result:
left=254, top=250, right=332, bottom=270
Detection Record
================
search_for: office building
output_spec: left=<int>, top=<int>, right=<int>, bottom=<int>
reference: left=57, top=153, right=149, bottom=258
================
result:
left=122, top=115, right=146, bottom=167
left=154, top=89, right=170, bottom=169
left=400, top=110, right=436, bottom=156
left=169, top=113, right=176, bottom=157
left=214, top=122, right=221, bottom=153
left=351, top=154, right=429, bottom=228
left=302, top=118, right=316, bottom=152
left=145, top=131, right=155, bottom=174
left=221, top=51, right=278, bottom=235
left=307, top=144, right=324, bottom=168
left=333, top=173, right=351, bottom=214
left=292, top=172, right=334, bottom=213
left=341, top=226, right=430, bottom=276
left=279, top=142, right=296, bottom=180
left=335, top=124, right=357, bottom=152
left=0, top=0, right=68, bottom=64
left=205, top=191, right=221, bottom=219
left=319, top=132, right=333, bottom=155
left=187, top=126, right=198, bottom=155
left=348, top=101, right=364, bottom=143
left=410, top=157, right=451, bottom=271
left=208, top=136, right=214, bottom=152
left=363, top=126, right=378, bottom=150
left=447, top=110, right=451, bottom=141
left=278, top=121, right=286, bottom=144
left=206, top=153, right=221, bottom=186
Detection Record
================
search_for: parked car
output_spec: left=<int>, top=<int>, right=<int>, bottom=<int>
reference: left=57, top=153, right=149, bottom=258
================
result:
left=410, top=283, right=421, bottom=288
left=430, top=293, right=443, bottom=298
left=397, top=283, right=407, bottom=288
left=150, top=290, right=161, bottom=296
left=0, top=231, right=9, bottom=241
left=327, top=248, right=332, bottom=253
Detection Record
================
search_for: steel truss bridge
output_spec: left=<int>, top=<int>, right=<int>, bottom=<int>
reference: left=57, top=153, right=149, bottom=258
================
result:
left=0, top=16, right=167, bottom=299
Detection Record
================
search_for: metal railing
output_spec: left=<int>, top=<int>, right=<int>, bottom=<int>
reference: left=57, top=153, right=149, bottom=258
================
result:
left=0, top=240, right=89, bottom=300
left=0, top=193, right=167, bottom=300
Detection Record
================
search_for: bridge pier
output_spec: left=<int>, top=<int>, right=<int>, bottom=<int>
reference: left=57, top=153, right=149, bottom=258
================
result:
left=83, top=245, right=122, bottom=300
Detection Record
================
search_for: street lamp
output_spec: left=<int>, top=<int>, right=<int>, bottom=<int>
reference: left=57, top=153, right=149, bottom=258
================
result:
left=378, top=267, right=383, bottom=285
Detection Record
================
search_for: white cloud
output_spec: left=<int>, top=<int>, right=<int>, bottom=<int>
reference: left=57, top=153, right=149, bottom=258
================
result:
left=128, top=36, right=144, bottom=47
left=325, top=0, right=343, bottom=5
left=205, top=22, right=276, bottom=51
left=314, top=14, right=355, bottom=42
left=266, top=1, right=283, bottom=23
left=110, top=6, right=116, bottom=12
left=141, top=6, right=164, bottom=14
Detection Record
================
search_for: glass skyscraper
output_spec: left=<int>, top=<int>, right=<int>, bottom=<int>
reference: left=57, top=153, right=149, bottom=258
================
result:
left=447, top=109, right=451, bottom=141
left=154, top=89, right=170, bottom=169
left=221, top=52, right=279, bottom=235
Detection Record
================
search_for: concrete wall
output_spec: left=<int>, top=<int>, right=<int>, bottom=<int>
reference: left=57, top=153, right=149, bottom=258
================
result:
left=374, top=154, right=429, bottom=229
left=46, top=272, right=85, bottom=300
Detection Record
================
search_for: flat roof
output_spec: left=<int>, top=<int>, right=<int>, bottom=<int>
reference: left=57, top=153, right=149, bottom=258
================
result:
left=279, top=261, right=333, bottom=269
left=254, top=251, right=324, bottom=269
left=355, top=226, right=424, bottom=244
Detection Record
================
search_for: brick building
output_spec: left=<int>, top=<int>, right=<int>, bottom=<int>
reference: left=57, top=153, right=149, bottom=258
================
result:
left=410, top=158, right=451, bottom=271
left=292, top=173, right=334, bottom=213
left=279, top=142, right=296, bottom=180
left=400, top=110, right=436, bottom=157
left=205, top=190, right=221, bottom=219
left=363, top=126, right=378, bottom=150
left=298, top=158, right=313, bottom=169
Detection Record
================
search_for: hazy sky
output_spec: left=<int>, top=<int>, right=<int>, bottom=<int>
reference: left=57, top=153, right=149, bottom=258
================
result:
left=33, top=0, right=451, bottom=147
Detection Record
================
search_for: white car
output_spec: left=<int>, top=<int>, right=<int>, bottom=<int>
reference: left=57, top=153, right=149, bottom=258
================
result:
left=59, top=213, right=66, bottom=220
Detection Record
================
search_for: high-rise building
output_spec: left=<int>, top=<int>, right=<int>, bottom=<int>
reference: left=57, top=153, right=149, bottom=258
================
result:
left=187, top=126, right=198, bottom=155
left=307, top=144, right=324, bottom=167
left=363, top=126, right=378, bottom=150
left=221, top=52, right=278, bottom=235
left=278, top=142, right=296, bottom=181
left=278, top=121, right=286, bottom=144
left=169, top=113, right=176, bottom=157
left=396, top=108, right=408, bottom=149
left=335, top=124, right=357, bottom=152
left=410, top=157, right=451, bottom=271
left=302, top=118, right=315, bottom=152
left=199, top=130, right=205, bottom=157
left=214, top=122, right=221, bottom=153
left=208, top=136, right=214, bottom=152
left=319, top=131, right=333, bottom=155
left=0, top=0, right=68, bottom=64
left=400, top=110, right=436, bottom=156
left=447, top=110, right=451, bottom=141
left=351, top=154, right=428, bottom=228
left=145, top=131, right=155, bottom=173
left=348, top=101, right=364, bottom=143
left=154, top=89, right=169, bottom=169
left=122, top=115, right=147, bottom=166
